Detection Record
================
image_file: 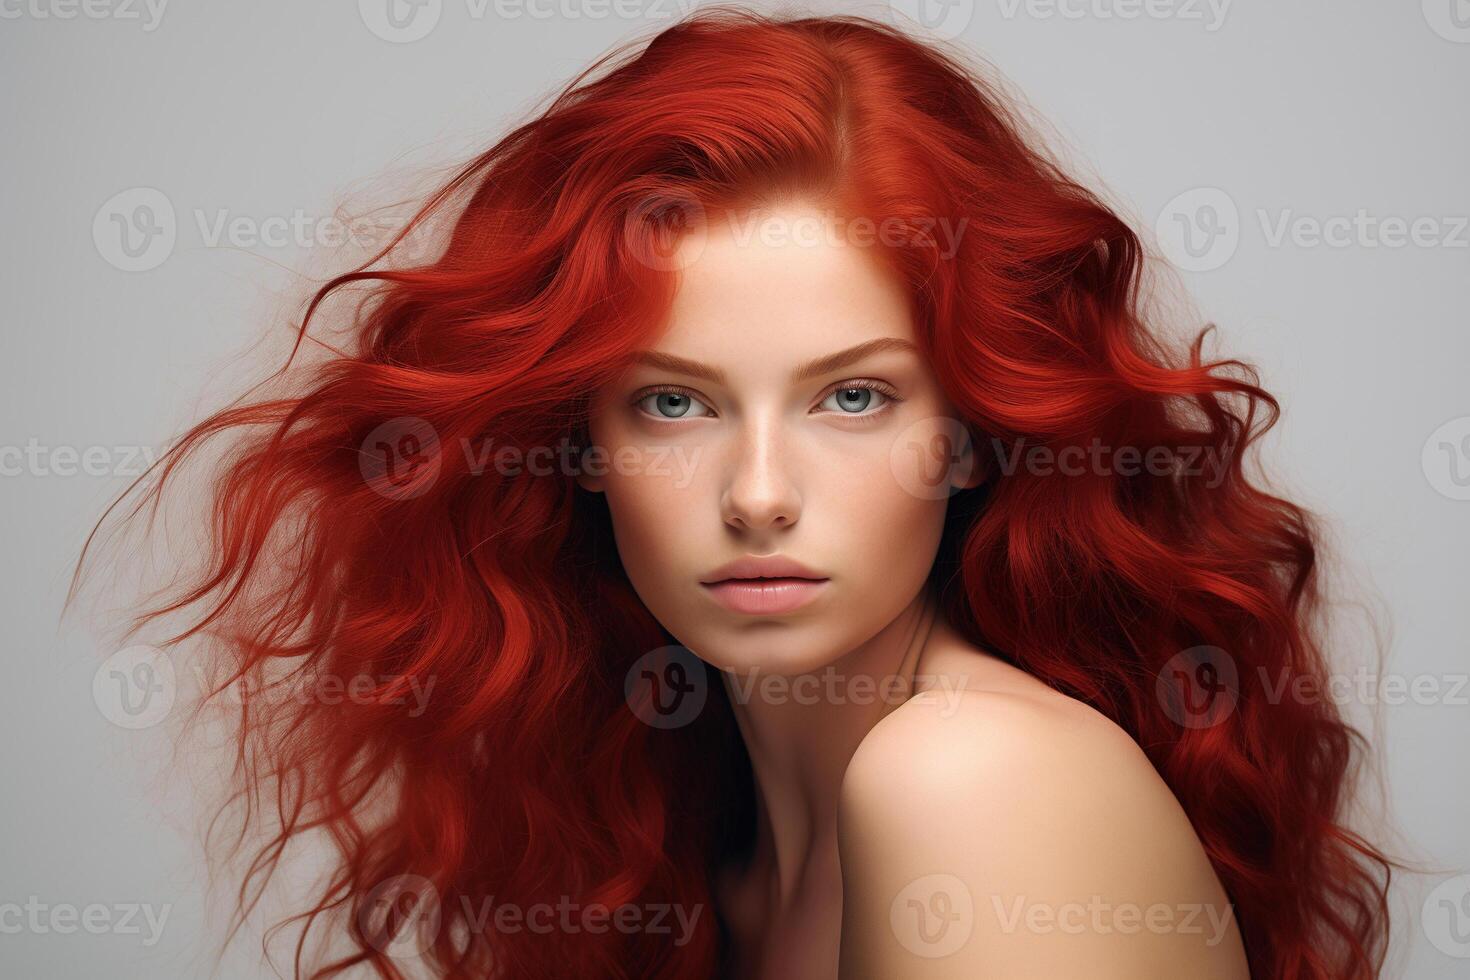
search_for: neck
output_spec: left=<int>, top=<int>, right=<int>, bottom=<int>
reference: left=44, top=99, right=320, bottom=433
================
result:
left=718, top=587, right=941, bottom=911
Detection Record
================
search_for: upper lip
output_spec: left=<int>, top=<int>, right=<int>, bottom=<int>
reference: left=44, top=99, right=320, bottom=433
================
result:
left=700, top=555, right=829, bottom=584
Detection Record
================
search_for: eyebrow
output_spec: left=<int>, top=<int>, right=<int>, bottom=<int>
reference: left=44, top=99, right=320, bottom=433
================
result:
left=631, top=337, right=920, bottom=385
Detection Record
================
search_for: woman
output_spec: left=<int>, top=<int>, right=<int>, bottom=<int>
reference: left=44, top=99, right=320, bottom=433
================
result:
left=78, top=8, right=1395, bottom=978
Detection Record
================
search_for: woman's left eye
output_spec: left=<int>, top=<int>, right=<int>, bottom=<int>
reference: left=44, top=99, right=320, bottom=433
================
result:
left=817, top=383, right=894, bottom=416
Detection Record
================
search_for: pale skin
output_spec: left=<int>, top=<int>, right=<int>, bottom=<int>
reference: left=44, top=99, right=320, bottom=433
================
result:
left=578, top=201, right=1252, bottom=979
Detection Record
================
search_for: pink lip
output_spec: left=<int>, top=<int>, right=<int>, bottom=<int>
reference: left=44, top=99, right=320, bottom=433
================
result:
left=701, top=577, right=829, bottom=615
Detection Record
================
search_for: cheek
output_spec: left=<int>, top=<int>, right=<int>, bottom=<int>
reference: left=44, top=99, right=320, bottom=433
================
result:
left=815, top=437, right=949, bottom=592
left=590, top=425, right=706, bottom=587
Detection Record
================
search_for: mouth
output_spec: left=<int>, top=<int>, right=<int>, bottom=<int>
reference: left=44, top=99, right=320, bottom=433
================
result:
left=700, top=575, right=830, bottom=616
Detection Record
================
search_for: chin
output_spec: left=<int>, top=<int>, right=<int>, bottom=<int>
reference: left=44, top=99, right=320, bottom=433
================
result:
left=685, top=626, right=848, bottom=679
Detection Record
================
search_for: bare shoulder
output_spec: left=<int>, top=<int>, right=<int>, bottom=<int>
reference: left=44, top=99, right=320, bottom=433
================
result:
left=835, top=638, right=1251, bottom=979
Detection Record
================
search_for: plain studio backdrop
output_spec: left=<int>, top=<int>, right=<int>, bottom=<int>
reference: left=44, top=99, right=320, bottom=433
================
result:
left=1, top=1, right=1466, bottom=977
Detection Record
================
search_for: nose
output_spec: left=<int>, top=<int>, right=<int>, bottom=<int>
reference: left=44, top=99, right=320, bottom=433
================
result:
left=720, top=415, right=801, bottom=532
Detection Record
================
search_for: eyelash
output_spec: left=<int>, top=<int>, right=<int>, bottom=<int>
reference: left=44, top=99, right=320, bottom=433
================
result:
left=632, top=379, right=902, bottom=424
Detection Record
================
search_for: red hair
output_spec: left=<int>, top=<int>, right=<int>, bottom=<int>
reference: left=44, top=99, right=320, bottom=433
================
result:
left=77, top=8, right=1395, bottom=978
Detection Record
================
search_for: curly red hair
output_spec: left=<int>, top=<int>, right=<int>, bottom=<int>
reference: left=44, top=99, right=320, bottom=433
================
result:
left=77, top=8, right=1395, bottom=978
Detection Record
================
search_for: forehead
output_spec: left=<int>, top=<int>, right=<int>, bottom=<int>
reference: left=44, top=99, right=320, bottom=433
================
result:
left=653, top=203, right=916, bottom=371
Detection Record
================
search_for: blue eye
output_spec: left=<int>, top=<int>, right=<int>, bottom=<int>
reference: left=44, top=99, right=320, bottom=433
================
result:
left=637, top=389, right=713, bottom=419
left=819, top=385, right=891, bottom=415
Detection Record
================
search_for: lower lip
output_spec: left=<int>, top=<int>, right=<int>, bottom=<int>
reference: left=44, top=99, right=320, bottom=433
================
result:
left=701, top=578, right=830, bottom=615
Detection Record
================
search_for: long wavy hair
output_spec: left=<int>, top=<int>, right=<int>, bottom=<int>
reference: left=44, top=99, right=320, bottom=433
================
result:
left=74, top=8, right=1396, bottom=978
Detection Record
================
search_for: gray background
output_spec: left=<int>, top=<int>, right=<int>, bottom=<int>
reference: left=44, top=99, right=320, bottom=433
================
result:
left=2, top=1, right=1466, bottom=977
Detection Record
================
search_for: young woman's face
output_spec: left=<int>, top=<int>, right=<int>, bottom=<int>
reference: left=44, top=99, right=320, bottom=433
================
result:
left=580, top=202, right=977, bottom=676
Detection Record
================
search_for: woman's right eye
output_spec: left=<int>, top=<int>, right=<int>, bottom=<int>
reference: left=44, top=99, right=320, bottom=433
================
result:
left=635, top=389, right=714, bottom=420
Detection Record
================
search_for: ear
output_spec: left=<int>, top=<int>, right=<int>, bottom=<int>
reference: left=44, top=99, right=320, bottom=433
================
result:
left=573, top=427, right=606, bottom=493
left=577, top=465, right=605, bottom=494
left=950, top=424, right=989, bottom=491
